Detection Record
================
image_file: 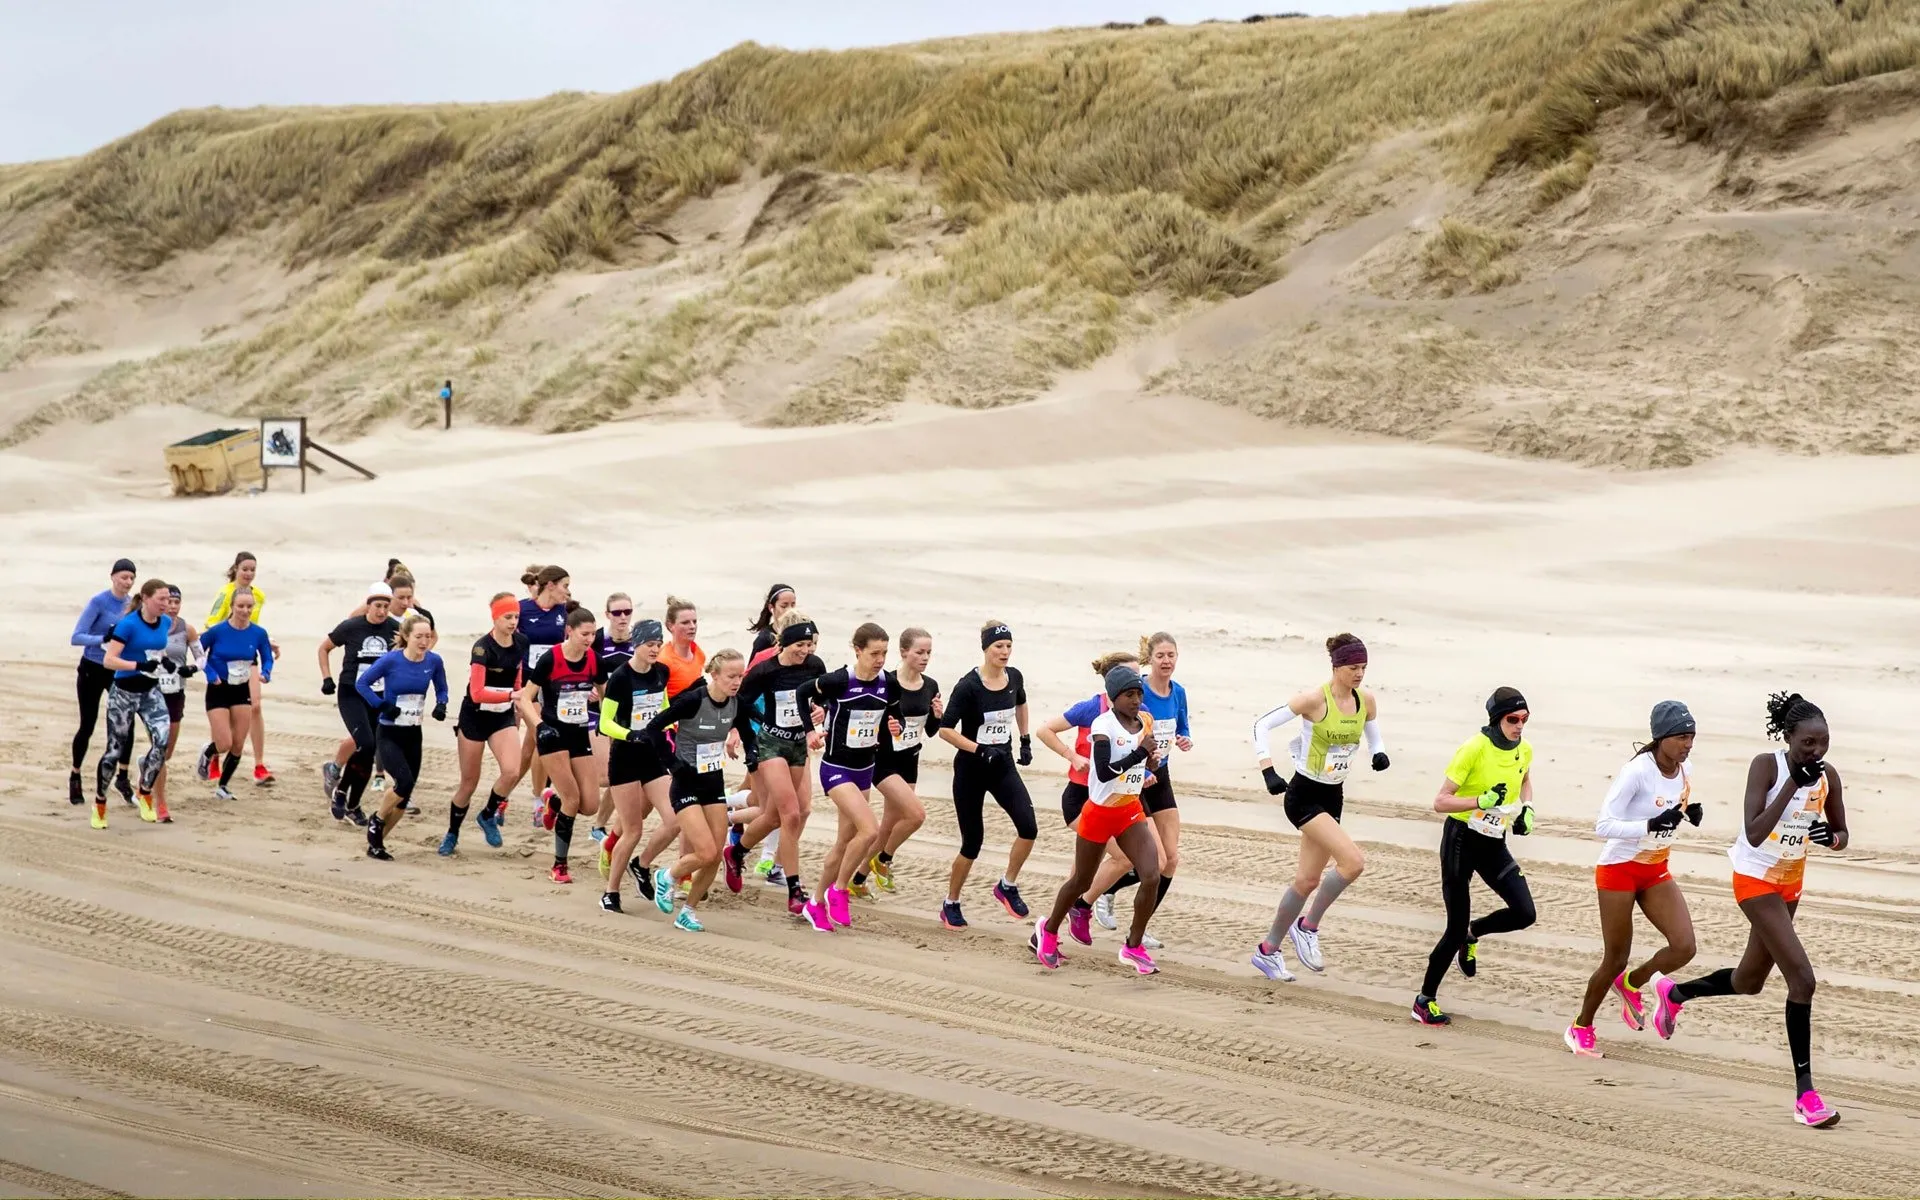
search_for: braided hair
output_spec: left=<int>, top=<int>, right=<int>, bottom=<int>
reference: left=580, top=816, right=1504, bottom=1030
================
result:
left=1764, top=691, right=1824, bottom=741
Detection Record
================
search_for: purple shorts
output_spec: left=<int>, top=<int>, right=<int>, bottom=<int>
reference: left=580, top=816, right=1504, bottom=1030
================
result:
left=819, top=760, right=874, bottom=794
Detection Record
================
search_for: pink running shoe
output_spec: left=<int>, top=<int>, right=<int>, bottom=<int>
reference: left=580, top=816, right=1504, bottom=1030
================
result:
left=787, top=892, right=807, bottom=917
left=826, top=886, right=852, bottom=928
left=1651, top=974, right=1685, bottom=1040
left=1612, top=971, right=1647, bottom=1032
left=1795, top=1089, right=1840, bottom=1128
left=1032, top=919, right=1062, bottom=970
left=722, top=844, right=744, bottom=894
left=1066, top=903, right=1093, bottom=946
left=1118, top=943, right=1158, bottom=975
left=802, top=898, right=834, bottom=933
left=1563, top=1024, right=1603, bottom=1058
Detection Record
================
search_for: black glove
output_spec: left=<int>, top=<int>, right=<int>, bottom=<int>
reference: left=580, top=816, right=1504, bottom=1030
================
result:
left=1684, top=801, right=1704, bottom=827
left=1261, top=765, right=1286, bottom=795
left=1790, top=757, right=1826, bottom=787
left=379, top=702, right=402, bottom=721
left=1371, top=751, right=1390, bottom=772
left=179, top=663, right=198, bottom=679
left=1017, top=734, right=1032, bottom=767
left=1808, top=819, right=1836, bottom=847
left=321, top=677, right=337, bottom=696
left=976, top=743, right=1011, bottom=768
left=1478, top=781, right=1509, bottom=809
left=1513, top=805, right=1536, bottom=836
left=626, top=726, right=650, bottom=743
left=431, top=702, right=447, bottom=722
left=159, top=656, right=180, bottom=674
left=134, top=658, right=161, bottom=675
left=1648, top=804, right=1686, bottom=833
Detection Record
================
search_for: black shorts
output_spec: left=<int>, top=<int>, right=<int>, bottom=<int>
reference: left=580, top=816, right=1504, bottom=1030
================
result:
left=1283, top=773, right=1344, bottom=829
left=164, top=690, right=186, bottom=724
left=457, top=703, right=517, bottom=742
left=609, top=739, right=669, bottom=787
left=874, top=750, right=919, bottom=787
left=1061, top=781, right=1089, bottom=828
left=669, top=764, right=728, bottom=812
left=1141, top=767, right=1176, bottom=815
left=205, top=681, right=252, bottom=711
left=537, top=723, right=595, bottom=759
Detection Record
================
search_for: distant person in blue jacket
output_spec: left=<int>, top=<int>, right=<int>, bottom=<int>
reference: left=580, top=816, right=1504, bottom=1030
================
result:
left=69, top=558, right=136, bottom=805
left=356, top=615, right=448, bottom=860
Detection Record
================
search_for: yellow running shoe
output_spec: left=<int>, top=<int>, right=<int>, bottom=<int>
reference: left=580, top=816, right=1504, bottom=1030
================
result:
left=598, top=843, right=612, bottom=878
left=849, top=879, right=872, bottom=899
left=136, top=793, right=157, bottom=823
left=870, top=854, right=895, bottom=892
left=90, top=802, right=108, bottom=830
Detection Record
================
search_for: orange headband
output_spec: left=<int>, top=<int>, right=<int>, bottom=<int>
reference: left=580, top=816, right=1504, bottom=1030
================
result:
left=491, top=596, right=518, bottom=622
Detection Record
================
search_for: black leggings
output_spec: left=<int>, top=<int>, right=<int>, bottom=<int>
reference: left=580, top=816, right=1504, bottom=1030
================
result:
left=72, top=659, right=116, bottom=771
left=951, top=752, right=1037, bottom=860
left=375, top=725, right=423, bottom=800
left=337, top=689, right=378, bottom=804
left=1422, top=816, right=1537, bottom=997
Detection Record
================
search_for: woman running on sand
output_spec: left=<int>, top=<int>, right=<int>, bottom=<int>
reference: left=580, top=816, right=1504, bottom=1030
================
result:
left=1657, top=692, right=1848, bottom=1129
left=1117, top=633, right=1189, bottom=935
left=441, top=594, right=528, bottom=855
left=589, top=592, right=641, bottom=853
left=317, top=584, right=400, bottom=824
left=196, top=590, right=274, bottom=803
left=69, top=559, right=136, bottom=806
left=518, top=565, right=572, bottom=819
left=935, top=621, right=1037, bottom=929
left=206, top=552, right=273, bottom=785
left=92, top=579, right=176, bottom=829
left=369, top=566, right=435, bottom=802
left=1248, top=633, right=1389, bottom=981
left=726, top=614, right=825, bottom=915
left=597, top=619, right=673, bottom=912
left=748, top=584, right=797, bottom=659
left=643, top=650, right=748, bottom=932
left=1033, top=664, right=1163, bottom=975
left=796, top=622, right=894, bottom=930
left=658, top=595, right=707, bottom=697
left=1414, top=686, right=1539, bottom=1026
left=1565, top=700, right=1700, bottom=1058
left=355, top=616, right=448, bottom=861
left=518, top=606, right=600, bottom=884
left=151, top=586, right=199, bottom=823
left=851, top=627, right=942, bottom=896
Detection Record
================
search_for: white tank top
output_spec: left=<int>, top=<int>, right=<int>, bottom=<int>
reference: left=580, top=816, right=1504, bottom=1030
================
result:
left=1728, top=750, right=1828, bottom=886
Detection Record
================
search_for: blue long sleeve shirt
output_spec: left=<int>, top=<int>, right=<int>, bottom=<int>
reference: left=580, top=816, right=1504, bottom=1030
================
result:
left=357, top=650, right=449, bottom=725
left=72, top=589, right=132, bottom=665
left=199, top=620, right=275, bottom=685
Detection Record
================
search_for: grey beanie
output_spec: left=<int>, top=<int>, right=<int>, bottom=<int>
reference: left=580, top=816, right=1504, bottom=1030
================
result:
left=1650, top=700, right=1696, bottom=741
left=1103, top=665, right=1145, bottom=700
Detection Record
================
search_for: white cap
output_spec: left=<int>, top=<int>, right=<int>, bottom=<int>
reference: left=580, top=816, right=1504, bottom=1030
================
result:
left=366, top=583, right=393, bottom=601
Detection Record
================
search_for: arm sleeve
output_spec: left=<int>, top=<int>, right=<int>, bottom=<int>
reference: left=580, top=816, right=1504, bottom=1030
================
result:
left=1364, top=719, right=1385, bottom=755
left=1176, top=685, right=1191, bottom=738
left=1012, top=670, right=1027, bottom=707
left=1092, top=736, right=1151, bottom=782
left=469, top=661, right=507, bottom=704
left=647, top=686, right=703, bottom=736
left=1251, top=704, right=1298, bottom=762
left=599, top=698, right=633, bottom=741
left=355, top=655, right=391, bottom=709
left=199, top=625, right=217, bottom=652
left=1595, top=760, right=1649, bottom=840
left=256, top=628, right=275, bottom=678
left=71, top=598, right=107, bottom=648
left=432, top=656, right=449, bottom=705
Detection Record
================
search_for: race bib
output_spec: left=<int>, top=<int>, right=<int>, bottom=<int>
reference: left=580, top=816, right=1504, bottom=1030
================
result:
left=1468, top=805, right=1513, bottom=839
left=226, top=660, right=253, bottom=685
left=528, top=643, right=553, bottom=667
left=479, top=694, right=512, bottom=713
left=632, top=692, right=665, bottom=724
left=1153, top=729, right=1174, bottom=757
left=774, top=689, right=800, bottom=728
left=558, top=690, right=590, bottom=725
left=695, top=742, right=724, bottom=774
left=394, top=694, right=424, bottom=727
left=847, top=709, right=882, bottom=749
left=1120, top=763, right=1147, bottom=794
left=1322, top=742, right=1358, bottom=781
left=158, top=666, right=183, bottom=694
left=979, top=708, right=1014, bottom=745
left=1772, top=803, right=1819, bottom=862
left=892, top=715, right=924, bottom=751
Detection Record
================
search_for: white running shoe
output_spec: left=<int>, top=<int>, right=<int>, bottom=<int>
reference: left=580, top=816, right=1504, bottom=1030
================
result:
left=1287, top=919, right=1324, bottom=973
left=1250, top=942, right=1295, bottom=982
left=1092, top=894, right=1118, bottom=931
left=1141, top=932, right=1163, bottom=950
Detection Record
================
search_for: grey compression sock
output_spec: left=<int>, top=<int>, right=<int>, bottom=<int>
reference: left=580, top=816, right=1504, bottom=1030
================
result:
left=1301, top=867, right=1353, bottom=927
left=1265, top=886, right=1308, bottom=948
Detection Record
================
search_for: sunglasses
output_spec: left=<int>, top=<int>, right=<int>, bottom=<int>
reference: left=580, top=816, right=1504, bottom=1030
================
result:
left=1502, top=713, right=1530, bottom=726
left=607, top=608, right=633, bottom=617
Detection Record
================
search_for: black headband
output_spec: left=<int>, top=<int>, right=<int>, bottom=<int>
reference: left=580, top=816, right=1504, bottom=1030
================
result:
left=981, top=624, right=1012, bottom=650
left=779, top=621, right=818, bottom=647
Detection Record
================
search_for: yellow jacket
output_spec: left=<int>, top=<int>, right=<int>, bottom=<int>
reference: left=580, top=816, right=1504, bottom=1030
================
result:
left=206, top=581, right=266, bottom=625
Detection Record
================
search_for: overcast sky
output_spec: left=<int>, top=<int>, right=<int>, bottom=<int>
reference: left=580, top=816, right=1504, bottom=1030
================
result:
left=2, top=0, right=1400, bottom=164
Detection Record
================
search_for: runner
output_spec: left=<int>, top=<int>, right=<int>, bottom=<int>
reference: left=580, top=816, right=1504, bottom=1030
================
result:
left=1124, top=632, right=1189, bottom=934
left=725, top=613, right=826, bottom=919
left=68, top=559, right=136, bottom=806
left=92, top=579, right=176, bottom=828
left=369, top=566, right=435, bottom=799
left=194, top=589, right=274, bottom=803
left=441, top=594, right=529, bottom=855
left=1657, top=692, right=1848, bottom=1128
left=316, top=584, right=401, bottom=824
left=205, top=552, right=274, bottom=784
left=851, top=627, right=942, bottom=896
left=589, top=592, right=640, bottom=851
left=747, top=583, right=797, bottom=658
left=151, top=586, right=199, bottom=823
left=934, top=621, right=1037, bottom=929
left=517, top=566, right=573, bottom=816
left=658, top=595, right=706, bottom=697
left=517, top=606, right=600, bottom=883
left=1565, top=700, right=1701, bottom=1057
left=796, top=622, right=893, bottom=929
left=641, top=649, right=748, bottom=932
left=1413, top=686, right=1539, bottom=1026
left=1032, top=664, right=1163, bottom=974
left=354, top=616, right=449, bottom=860
left=1247, top=633, right=1388, bottom=981
left=597, top=618, right=673, bottom=912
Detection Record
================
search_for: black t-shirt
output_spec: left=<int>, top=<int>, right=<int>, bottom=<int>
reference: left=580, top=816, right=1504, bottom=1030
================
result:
left=944, top=667, right=1026, bottom=757
left=603, top=661, right=671, bottom=743
left=882, top=671, right=942, bottom=757
left=330, top=615, right=401, bottom=689
left=738, top=652, right=825, bottom=742
left=464, top=631, right=527, bottom=709
left=527, top=645, right=598, bottom=729
left=595, top=632, right=636, bottom=682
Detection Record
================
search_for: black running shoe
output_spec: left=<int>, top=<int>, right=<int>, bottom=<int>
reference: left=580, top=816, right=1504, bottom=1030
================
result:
left=1458, top=939, right=1478, bottom=979
left=600, top=891, right=623, bottom=913
left=68, top=773, right=83, bottom=805
left=631, top=859, right=655, bottom=901
left=366, top=845, right=394, bottom=861
left=114, top=771, right=135, bottom=806
left=1411, top=994, right=1452, bottom=1026
left=347, top=807, right=370, bottom=828
left=992, top=880, right=1029, bottom=919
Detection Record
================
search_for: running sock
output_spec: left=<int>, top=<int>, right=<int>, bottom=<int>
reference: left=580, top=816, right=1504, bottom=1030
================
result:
left=787, top=874, right=805, bottom=901
left=553, top=812, right=575, bottom=863
left=1301, top=867, right=1353, bottom=927
left=878, top=851, right=893, bottom=865
left=480, top=791, right=504, bottom=821
left=1155, top=874, right=1173, bottom=903
left=1104, top=870, right=1141, bottom=897
left=1265, top=886, right=1309, bottom=948
left=1669, top=968, right=1738, bottom=1005
left=448, top=803, right=468, bottom=834
left=1787, top=999, right=1814, bottom=1094
left=219, top=753, right=241, bottom=787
